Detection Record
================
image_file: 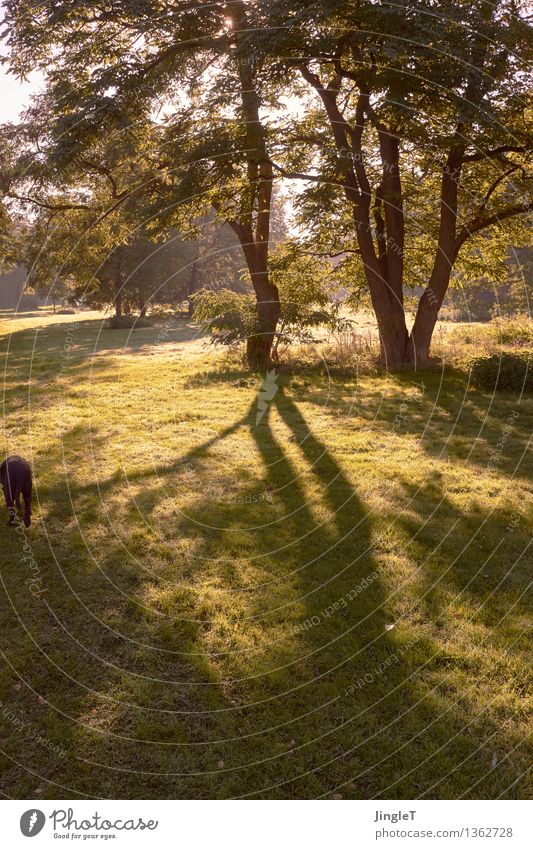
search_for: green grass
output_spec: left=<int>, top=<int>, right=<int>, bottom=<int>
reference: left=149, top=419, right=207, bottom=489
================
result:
left=0, top=311, right=531, bottom=799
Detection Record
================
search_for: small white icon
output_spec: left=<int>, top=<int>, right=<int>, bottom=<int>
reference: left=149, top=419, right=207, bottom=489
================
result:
left=256, top=369, right=278, bottom=425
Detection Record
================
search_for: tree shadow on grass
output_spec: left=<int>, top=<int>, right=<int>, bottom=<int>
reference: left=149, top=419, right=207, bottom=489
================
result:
left=66, top=380, right=530, bottom=798
left=88, top=382, right=395, bottom=798
left=290, top=366, right=533, bottom=481
left=394, top=474, right=532, bottom=644
left=0, top=377, right=530, bottom=799
left=241, top=386, right=531, bottom=799
left=0, top=317, right=208, bottom=394
left=1, top=383, right=381, bottom=798
left=374, top=472, right=533, bottom=799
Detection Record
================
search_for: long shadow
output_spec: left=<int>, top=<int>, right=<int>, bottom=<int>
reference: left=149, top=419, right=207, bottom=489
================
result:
left=98, top=380, right=530, bottom=799
left=0, top=316, right=208, bottom=386
left=1, top=373, right=530, bottom=800
left=0, top=382, right=387, bottom=798
left=395, top=475, right=532, bottom=638
left=107, top=384, right=394, bottom=798
left=290, top=366, right=533, bottom=479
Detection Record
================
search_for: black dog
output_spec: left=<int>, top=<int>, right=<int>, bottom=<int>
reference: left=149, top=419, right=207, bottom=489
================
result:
left=0, top=455, right=32, bottom=528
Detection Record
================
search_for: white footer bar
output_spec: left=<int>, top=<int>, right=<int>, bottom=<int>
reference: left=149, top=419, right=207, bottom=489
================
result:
left=3, top=799, right=531, bottom=848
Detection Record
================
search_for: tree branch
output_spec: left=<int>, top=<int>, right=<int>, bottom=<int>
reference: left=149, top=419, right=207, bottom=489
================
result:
left=455, top=201, right=533, bottom=254
left=270, top=161, right=346, bottom=189
left=7, top=193, right=92, bottom=212
left=463, top=145, right=530, bottom=162
left=472, top=163, right=522, bottom=221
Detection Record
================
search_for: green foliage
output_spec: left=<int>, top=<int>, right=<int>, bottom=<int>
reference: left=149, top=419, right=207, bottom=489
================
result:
left=438, top=246, right=533, bottom=322
left=490, top=314, right=533, bottom=346
left=269, top=244, right=352, bottom=357
left=470, top=351, right=533, bottom=393
left=193, top=288, right=257, bottom=346
left=108, top=235, right=198, bottom=313
left=443, top=275, right=504, bottom=322
left=1, top=0, right=532, bottom=364
left=194, top=245, right=352, bottom=357
left=265, top=0, right=532, bottom=329
left=23, top=192, right=248, bottom=314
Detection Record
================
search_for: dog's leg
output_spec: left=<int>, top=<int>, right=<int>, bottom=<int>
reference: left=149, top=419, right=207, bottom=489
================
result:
left=3, top=482, right=15, bottom=526
left=22, top=484, right=32, bottom=528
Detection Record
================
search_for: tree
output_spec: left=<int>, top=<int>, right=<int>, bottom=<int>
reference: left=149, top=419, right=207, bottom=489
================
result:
left=1, top=100, right=165, bottom=314
left=181, top=214, right=258, bottom=310
left=2, top=0, right=286, bottom=368
left=24, top=205, right=131, bottom=317
left=110, top=234, right=197, bottom=318
left=3, top=0, right=531, bottom=368
left=3, top=111, right=247, bottom=316
left=264, top=0, right=532, bottom=365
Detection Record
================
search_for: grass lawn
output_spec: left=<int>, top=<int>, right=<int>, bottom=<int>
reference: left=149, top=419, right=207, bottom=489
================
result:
left=0, top=311, right=531, bottom=799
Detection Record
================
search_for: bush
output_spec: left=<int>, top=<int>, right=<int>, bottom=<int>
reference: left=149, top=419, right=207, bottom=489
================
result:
left=147, top=306, right=189, bottom=320
left=193, top=245, right=354, bottom=358
left=193, top=285, right=352, bottom=358
left=193, top=289, right=257, bottom=345
left=470, top=351, right=533, bottom=393
left=107, top=315, right=153, bottom=329
left=448, top=314, right=532, bottom=363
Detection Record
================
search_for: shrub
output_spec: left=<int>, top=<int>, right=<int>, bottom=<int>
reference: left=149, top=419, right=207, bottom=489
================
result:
left=194, top=246, right=352, bottom=358
left=448, top=314, right=532, bottom=363
left=469, top=351, right=533, bottom=393
left=194, top=285, right=352, bottom=358
left=147, top=306, right=189, bottom=320
left=193, top=289, right=257, bottom=345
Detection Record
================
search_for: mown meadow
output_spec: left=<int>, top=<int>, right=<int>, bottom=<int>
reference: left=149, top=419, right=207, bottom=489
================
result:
left=0, top=310, right=531, bottom=799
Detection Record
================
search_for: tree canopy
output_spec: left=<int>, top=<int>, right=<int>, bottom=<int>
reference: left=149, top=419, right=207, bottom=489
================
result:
left=1, top=0, right=531, bottom=366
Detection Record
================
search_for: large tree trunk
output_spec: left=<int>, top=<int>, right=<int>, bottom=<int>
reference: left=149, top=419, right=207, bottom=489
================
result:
left=406, top=143, right=463, bottom=366
left=295, top=17, right=501, bottom=372
left=225, top=227, right=280, bottom=369
left=352, top=193, right=411, bottom=367
left=227, top=0, right=277, bottom=372
left=372, top=32, right=490, bottom=368
left=375, top=306, right=411, bottom=366
left=407, top=287, right=444, bottom=366
left=246, top=278, right=281, bottom=370
left=241, top=246, right=280, bottom=369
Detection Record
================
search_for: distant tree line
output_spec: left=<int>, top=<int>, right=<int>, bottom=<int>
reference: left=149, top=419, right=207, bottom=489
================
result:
left=23, top=214, right=250, bottom=319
